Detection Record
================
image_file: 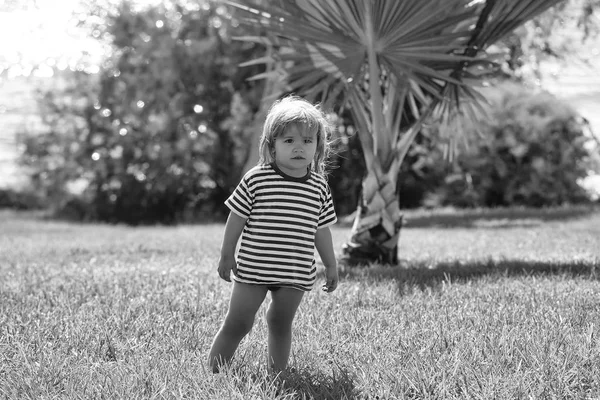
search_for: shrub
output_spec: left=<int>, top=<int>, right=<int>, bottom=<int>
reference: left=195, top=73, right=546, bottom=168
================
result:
left=18, top=0, right=264, bottom=224
left=0, top=188, right=44, bottom=210
left=428, top=81, right=600, bottom=208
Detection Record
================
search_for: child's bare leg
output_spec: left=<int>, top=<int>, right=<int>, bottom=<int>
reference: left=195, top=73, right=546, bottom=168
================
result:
left=266, top=287, right=304, bottom=371
left=208, top=282, right=267, bottom=372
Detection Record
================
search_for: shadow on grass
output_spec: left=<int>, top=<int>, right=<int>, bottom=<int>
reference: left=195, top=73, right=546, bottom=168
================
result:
left=224, top=363, right=361, bottom=399
left=340, top=258, right=600, bottom=295
left=276, top=366, right=361, bottom=400
left=338, top=205, right=599, bottom=229
left=402, top=206, right=599, bottom=229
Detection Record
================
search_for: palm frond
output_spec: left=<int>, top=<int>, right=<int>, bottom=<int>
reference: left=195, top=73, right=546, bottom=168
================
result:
left=228, top=0, right=476, bottom=108
left=228, top=0, right=563, bottom=166
left=476, top=0, right=564, bottom=46
left=427, top=0, right=561, bottom=159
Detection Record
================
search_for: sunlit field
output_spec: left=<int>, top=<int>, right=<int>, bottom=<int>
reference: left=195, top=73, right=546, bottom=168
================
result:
left=1, top=207, right=600, bottom=399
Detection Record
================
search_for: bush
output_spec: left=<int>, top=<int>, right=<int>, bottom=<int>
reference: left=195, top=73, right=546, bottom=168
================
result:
left=0, top=188, right=44, bottom=210
left=426, top=81, right=600, bottom=208
left=18, top=0, right=264, bottom=224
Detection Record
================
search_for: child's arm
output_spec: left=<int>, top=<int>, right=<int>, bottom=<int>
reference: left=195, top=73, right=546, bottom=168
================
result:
left=315, top=226, right=338, bottom=292
left=217, top=212, right=247, bottom=282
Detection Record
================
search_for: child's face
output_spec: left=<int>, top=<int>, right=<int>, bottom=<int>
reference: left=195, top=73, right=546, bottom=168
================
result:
left=273, top=123, right=318, bottom=178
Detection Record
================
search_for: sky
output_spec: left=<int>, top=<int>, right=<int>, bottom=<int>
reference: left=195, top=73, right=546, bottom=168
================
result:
left=0, top=0, right=164, bottom=79
left=0, top=0, right=103, bottom=78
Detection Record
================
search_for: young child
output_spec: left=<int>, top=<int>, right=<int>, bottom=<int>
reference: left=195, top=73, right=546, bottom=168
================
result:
left=208, top=95, right=339, bottom=373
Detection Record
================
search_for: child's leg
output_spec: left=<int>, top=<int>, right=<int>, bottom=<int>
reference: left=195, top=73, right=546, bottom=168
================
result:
left=208, top=282, right=268, bottom=372
left=266, top=287, right=305, bottom=371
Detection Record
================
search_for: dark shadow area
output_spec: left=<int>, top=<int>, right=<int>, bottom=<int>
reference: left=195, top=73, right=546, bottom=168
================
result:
left=276, top=366, right=361, bottom=400
left=224, top=361, right=360, bottom=399
left=401, top=206, right=599, bottom=229
left=0, top=209, right=226, bottom=228
left=337, top=206, right=599, bottom=229
left=340, top=258, right=600, bottom=296
left=223, top=362, right=365, bottom=400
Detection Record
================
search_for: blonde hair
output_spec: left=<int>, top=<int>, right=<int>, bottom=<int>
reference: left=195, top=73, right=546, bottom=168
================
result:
left=258, top=95, right=333, bottom=175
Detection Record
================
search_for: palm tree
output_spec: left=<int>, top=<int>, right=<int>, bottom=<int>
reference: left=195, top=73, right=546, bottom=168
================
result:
left=228, top=0, right=564, bottom=265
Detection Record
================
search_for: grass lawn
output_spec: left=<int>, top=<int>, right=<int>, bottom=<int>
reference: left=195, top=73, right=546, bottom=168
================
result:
left=1, top=206, right=600, bottom=399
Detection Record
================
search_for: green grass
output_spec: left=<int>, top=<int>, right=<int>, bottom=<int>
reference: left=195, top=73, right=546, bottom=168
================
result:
left=1, top=207, right=600, bottom=399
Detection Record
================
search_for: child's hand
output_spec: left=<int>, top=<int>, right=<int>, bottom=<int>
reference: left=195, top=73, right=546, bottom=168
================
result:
left=217, top=255, right=237, bottom=282
left=321, top=265, right=339, bottom=293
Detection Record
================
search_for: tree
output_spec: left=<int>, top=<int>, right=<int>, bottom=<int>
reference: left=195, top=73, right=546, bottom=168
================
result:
left=19, top=0, right=266, bottom=223
left=228, top=0, right=564, bottom=266
left=494, top=0, right=600, bottom=81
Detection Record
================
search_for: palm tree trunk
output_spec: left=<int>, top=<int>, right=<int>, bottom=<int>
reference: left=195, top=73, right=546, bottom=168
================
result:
left=341, top=164, right=403, bottom=266
left=340, top=3, right=403, bottom=266
left=340, top=96, right=432, bottom=267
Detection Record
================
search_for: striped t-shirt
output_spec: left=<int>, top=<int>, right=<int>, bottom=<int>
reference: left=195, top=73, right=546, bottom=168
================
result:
left=225, top=163, right=337, bottom=291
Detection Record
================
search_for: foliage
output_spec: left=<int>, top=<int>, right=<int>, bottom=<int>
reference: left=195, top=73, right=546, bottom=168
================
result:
left=14, top=0, right=599, bottom=224
left=17, top=71, right=97, bottom=213
left=496, top=0, right=600, bottom=81
left=329, top=80, right=600, bottom=211
left=428, top=81, right=600, bottom=208
left=0, top=188, right=44, bottom=210
left=18, top=0, right=264, bottom=224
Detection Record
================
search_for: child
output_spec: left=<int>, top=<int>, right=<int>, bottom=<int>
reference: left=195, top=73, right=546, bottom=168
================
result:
left=208, top=95, right=339, bottom=373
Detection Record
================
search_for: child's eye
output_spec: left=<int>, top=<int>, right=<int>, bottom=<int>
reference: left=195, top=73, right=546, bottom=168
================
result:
left=304, top=139, right=313, bottom=144
left=284, top=139, right=293, bottom=143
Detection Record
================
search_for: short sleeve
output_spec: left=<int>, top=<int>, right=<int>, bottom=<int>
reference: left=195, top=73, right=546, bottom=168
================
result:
left=318, top=184, right=337, bottom=228
left=225, top=174, right=253, bottom=218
